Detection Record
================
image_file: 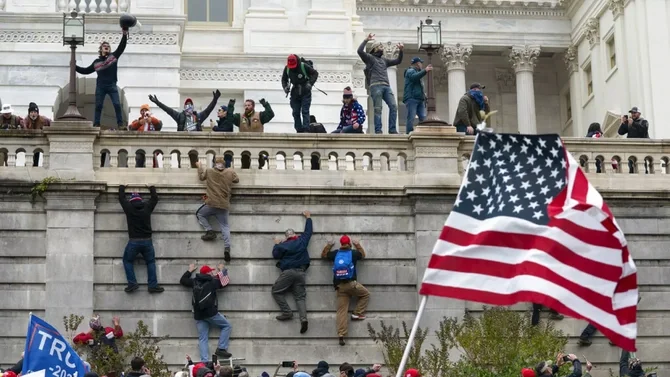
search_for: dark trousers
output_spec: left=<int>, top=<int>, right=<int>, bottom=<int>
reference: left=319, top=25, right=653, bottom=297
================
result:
left=122, top=239, right=158, bottom=288
left=272, top=268, right=307, bottom=321
left=531, top=303, right=560, bottom=326
left=580, top=323, right=597, bottom=340
left=95, top=84, right=123, bottom=127
left=290, top=93, right=311, bottom=133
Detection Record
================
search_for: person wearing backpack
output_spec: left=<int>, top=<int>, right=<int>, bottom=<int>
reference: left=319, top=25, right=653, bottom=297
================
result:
left=321, top=235, right=369, bottom=346
left=179, top=263, right=233, bottom=361
left=282, top=54, right=319, bottom=133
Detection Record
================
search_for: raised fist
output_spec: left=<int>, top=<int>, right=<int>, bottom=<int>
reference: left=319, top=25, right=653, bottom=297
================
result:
left=259, top=98, right=267, bottom=105
left=213, top=89, right=221, bottom=98
left=148, top=94, right=158, bottom=103
left=229, top=98, right=236, bottom=105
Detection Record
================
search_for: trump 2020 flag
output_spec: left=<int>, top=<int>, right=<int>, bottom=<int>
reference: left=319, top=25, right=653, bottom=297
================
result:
left=23, top=314, right=87, bottom=377
left=419, top=133, right=638, bottom=350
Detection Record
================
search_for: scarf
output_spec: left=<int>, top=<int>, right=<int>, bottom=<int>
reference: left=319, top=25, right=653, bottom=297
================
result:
left=469, top=89, right=485, bottom=109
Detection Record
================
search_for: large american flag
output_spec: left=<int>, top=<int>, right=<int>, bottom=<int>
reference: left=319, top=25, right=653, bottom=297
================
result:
left=420, top=132, right=638, bottom=350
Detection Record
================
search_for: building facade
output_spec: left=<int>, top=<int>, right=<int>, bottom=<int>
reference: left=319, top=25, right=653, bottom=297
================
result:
left=0, top=0, right=668, bottom=137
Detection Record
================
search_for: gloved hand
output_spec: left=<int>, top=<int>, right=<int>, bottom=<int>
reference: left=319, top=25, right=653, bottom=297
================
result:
left=284, top=86, right=290, bottom=94
left=148, top=94, right=158, bottom=103
left=229, top=98, right=236, bottom=105
left=259, top=98, right=267, bottom=105
left=213, top=89, right=221, bottom=99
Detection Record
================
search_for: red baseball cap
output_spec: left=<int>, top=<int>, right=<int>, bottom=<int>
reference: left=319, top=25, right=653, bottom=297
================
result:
left=404, top=369, right=421, bottom=377
left=340, top=235, right=351, bottom=245
left=522, top=368, right=536, bottom=377
left=200, top=266, right=213, bottom=274
left=287, top=54, right=298, bottom=69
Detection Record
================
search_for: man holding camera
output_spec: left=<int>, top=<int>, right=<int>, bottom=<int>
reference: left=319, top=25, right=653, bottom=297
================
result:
left=618, top=107, right=650, bottom=139
left=535, top=353, right=582, bottom=377
left=129, top=104, right=163, bottom=132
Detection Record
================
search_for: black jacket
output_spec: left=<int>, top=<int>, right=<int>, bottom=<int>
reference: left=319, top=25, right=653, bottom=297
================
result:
left=212, top=100, right=236, bottom=132
left=76, top=34, right=127, bottom=87
left=118, top=185, right=158, bottom=239
left=179, top=271, right=226, bottom=320
left=618, top=117, right=649, bottom=138
left=281, top=55, right=319, bottom=98
left=151, top=93, right=219, bottom=131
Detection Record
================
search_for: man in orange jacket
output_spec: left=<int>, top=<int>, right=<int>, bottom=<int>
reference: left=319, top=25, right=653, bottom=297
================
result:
left=130, top=104, right=162, bottom=132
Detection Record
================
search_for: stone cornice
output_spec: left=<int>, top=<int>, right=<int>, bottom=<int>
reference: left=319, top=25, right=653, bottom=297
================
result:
left=0, top=31, right=179, bottom=45
left=441, top=43, right=472, bottom=72
left=509, top=45, right=541, bottom=73
left=357, top=2, right=568, bottom=18
left=180, top=69, right=353, bottom=83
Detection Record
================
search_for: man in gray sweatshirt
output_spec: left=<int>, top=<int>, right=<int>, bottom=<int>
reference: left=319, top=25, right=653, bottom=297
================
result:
left=357, top=33, right=404, bottom=134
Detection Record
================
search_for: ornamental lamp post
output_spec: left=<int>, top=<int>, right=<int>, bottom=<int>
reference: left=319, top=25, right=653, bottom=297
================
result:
left=59, top=10, right=86, bottom=120
left=417, top=17, right=449, bottom=126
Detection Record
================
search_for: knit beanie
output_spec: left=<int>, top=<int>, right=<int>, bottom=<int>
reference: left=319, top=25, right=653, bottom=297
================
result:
left=28, top=102, right=39, bottom=114
left=343, top=86, right=353, bottom=99
left=89, top=315, right=102, bottom=330
left=129, top=192, right=142, bottom=202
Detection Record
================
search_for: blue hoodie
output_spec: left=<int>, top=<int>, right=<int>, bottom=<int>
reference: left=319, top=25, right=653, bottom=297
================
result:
left=273, top=218, right=313, bottom=271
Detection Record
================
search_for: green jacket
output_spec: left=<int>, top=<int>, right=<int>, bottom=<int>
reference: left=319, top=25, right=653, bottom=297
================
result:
left=453, top=92, right=490, bottom=128
left=402, top=67, right=427, bottom=103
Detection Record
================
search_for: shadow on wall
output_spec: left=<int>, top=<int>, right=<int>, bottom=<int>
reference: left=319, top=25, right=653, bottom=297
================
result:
left=53, top=77, right=129, bottom=126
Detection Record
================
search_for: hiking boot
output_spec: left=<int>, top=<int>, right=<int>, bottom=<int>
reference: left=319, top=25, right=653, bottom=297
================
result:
left=549, top=313, right=564, bottom=321
left=300, top=321, right=309, bottom=334
left=224, top=247, right=231, bottom=262
left=275, top=313, right=293, bottom=321
left=215, top=349, right=232, bottom=359
left=124, top=284, right=139, bottom=293
left=339, top=337, right=345, bottom=346
left=148, top=286, right=165, bottom=293
left=351, top=314, right=366, bottom=320
left=578, top=338, right=592, bottom=346
left=202, top=230, right=217, bottom=241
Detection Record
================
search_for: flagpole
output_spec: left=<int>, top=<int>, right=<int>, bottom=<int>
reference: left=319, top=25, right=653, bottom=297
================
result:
left=394, top=295, right=429, bottom=377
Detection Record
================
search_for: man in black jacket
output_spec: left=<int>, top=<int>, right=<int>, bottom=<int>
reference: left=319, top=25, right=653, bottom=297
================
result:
left=212, top=100, right=236, bottom=132
left=180, top=263, right=233, bottom=361
left=148, top=90, right=221, bottom=132
left=282, top=55, right=318, bottom=133
left=618, top=106, right=650, bottom=173
left=119, top=185, right=164, bottom=294
left=76, top=29, right=128, bottom=129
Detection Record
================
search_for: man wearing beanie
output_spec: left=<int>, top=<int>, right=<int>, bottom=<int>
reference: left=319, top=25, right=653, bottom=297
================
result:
left=148, top=90, right=221, bottom=132
left=118, top=184, right=164, bottom=293
left=130, top=104, right=163, bottom=132
left=73, top=314, right=124, bottom=352
left=281, top=54, right=319, bottom=133
left=332, top=87, right=366, bottom=134
left=321, top=235, right=369, bottom=345
left=195, top=156, right=239, bottom=262
left=180, top=263, right=233, bottom=361
left=357, top=33, right=403, bottom=134
left=23, top=102, right=51, bottom=130
left=212, top=99, right=236, bottom=132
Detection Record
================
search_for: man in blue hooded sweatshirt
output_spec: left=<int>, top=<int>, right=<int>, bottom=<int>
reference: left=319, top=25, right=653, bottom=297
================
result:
left=453, top=82, right=490, bottom=135
left=272, top=210, right=312, bottom=334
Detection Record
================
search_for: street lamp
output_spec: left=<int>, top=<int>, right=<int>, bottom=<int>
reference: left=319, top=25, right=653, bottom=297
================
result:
left=59, top=10, right=86, bottom=120
left=417, top=17, right=449, bottom=126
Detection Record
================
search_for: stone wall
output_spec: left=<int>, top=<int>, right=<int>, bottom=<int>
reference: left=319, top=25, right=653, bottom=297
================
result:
left=1, top=124, right=670, bottom=376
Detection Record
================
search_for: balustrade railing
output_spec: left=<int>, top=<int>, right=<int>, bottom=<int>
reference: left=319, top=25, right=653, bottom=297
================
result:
left=56, top=0, right=129, bottom=13
left=0, top=131, right=49, bottom=168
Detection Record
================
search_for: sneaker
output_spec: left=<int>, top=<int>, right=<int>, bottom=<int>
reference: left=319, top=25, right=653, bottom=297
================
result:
left=148, top=286, right=165, bottom=293
left=215, top=349, right=232, bottom=359
left=275, top=313, right=293, bottom=321
left=300, top=321, right=309, bottom=334
left=224, top=247, right=231, bottom=262
left=389, top=130, right=399, bottom=134
left=375, top=131, right=383, bottom=134
left=549, top=313, right=564, bottom=321
left=351, top=314, right=366, bottom=320
left=201, top=230, right=217, bottom=241
left=578, top=338, right=592, bottom=346
left=339, top=337, right=345, bottom=346
left=124, top=284, right=139, bottom=293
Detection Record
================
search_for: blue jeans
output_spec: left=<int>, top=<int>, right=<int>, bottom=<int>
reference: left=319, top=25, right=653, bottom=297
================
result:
left=122, top=240, right=158, bottom=288
left=94, top=84, right=123, bottom=127
left=290, top=93, right=311, bottom=132
left=370, top=85, right=398, bottom=133
left=332, top=124, right=363, bottom=134
left=196, top=313, right=232, bottom=361
left=404, top=99, right=426, bottom=134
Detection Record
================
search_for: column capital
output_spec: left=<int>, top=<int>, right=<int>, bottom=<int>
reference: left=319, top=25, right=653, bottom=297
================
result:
left=383, top=41, right=400, bottom=60
left=608, top=0, right=624, bottom=19
left=583, top=18, right=600, bottom=49
left=440, top=43, right=472, bottom=71
left=564, top=45, right=579, bottom=75
left=509, top=45, right=541, bottom=74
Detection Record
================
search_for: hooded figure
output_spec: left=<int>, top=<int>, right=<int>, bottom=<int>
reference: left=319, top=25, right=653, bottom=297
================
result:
left=281, top=54, right=319, bottom=133
left=212, top=100, right=236, bottom=132
left=312, top=361, right=330, bottom=377
left=118, top=185, right=164, bottom=293
left=148, top=90, right=221, bottom=131
left=23, top=102, right=51, bottom=130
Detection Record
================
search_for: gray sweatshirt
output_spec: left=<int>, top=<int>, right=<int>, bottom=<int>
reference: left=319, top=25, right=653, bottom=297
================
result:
left=357, top=39, right=404, bottom=88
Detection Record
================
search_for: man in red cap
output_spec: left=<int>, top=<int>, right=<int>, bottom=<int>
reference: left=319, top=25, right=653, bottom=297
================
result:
left=404, top=369, right=421, bottom=377
left=148, top=90, right=221, bottom=132
left=281, top=54, right=319, bottom=133
left=179, top=263, right=232, bottom=361
left=321, top=235, right=369, bottom=346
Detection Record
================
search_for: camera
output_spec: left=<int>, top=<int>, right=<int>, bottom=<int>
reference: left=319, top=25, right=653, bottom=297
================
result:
left=562, top=355, right=571, bottom=362
left=282, top=361, right=295, bottom=368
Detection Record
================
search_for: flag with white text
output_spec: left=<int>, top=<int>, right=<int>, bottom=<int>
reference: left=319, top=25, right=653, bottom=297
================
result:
left=23, top=315, right=87, bottom=377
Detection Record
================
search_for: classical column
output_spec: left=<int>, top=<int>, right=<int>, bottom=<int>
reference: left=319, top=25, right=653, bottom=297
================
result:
left=583, top=18, right=601, bottom=113
left=441, top=43, right=472, bottom=123
left=609, top=0, right=630, bottom=109
left=509, top=45, right=541, bottom=134
left=564, top=45, right=583, bottom=137
left=380, top=42, right=399, bottom=134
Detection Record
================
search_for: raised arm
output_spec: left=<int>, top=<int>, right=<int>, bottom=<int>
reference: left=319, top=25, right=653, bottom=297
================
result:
left=118, top=184, right=132, bottom=212
left=384, top=46, right=404, bottom=67
left=259, top=99, right=275, bottom=124
left=112, top=33, right=128, bottom=59
left=405, top=68, right=427, bottom=83
left=197, top=90, right=222, bottom=130
left=321, top=242, right=335, bottom=258
left=357, top=39, right=372, bottom=63
left=76, top=62, right=95, bottom=75
left=353, top=240, right=366, bottom=258
left=196, top=163, right=207, bottom=181
left=147, top=185, right=158, bottom=212
left=179, top=268, right=194, bottom=287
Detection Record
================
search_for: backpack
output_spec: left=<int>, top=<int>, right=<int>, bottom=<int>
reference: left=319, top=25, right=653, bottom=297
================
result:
left=332, top=249, right=355, bottom=280
left=286, top=57, right=314, bottom=80
left=192, top=279, right=216, bottom=310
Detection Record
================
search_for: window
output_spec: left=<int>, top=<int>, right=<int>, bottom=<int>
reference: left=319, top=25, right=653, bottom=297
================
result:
left=607, top=36, right=617, bottom=70
left=565, top=92, right=572, bottom=120
left=186, top=0, right=231, bottom=23
left=585, top=64, right=593, bottom=96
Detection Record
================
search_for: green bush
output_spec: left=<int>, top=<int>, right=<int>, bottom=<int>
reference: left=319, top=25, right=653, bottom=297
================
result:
left=368, top=306, right=569, bottom=377
left=63, top=314, right=172, bottom=377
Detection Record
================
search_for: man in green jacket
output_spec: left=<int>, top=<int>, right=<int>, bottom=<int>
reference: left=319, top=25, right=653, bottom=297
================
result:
left=453, top=83, right=490, bottom=135
left=402, top=57, right=432, bottom=134
left=233, top=98, right=275, bottom=133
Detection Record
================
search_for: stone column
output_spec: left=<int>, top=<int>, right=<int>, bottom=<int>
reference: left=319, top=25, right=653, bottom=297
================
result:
left=44, top=120, right=99, bottom=181
left=509, top=45, right=541, bottom=134
left=564, top=45, right=583, bottom=137
left=583, top=18, right=602, bottom=112
left=609, top=0, right=630, bottom=110
left=380, top=42, right=399, bottom=134
left=441, top=44, right=472, bottom=123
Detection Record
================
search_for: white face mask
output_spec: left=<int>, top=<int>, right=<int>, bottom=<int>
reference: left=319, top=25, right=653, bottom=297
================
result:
left=30, top=114, right=38, bottom=120
left=185, top=104, right=193, bottom=112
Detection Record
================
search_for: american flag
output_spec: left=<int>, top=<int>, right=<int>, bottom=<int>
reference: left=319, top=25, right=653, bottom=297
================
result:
left=419, top=132, right=638, bottom=350
left=218, top=269, right=230, bottom=287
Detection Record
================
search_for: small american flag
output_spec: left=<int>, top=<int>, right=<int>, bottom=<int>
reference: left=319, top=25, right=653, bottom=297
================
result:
left=420, top=132, right=638, bottom=350
left=218, top=269, right=230, bottom=287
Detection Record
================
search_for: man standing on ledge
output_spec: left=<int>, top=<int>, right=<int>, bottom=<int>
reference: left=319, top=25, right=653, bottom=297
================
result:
left=76, top=28, right=128, bottom=129
left=118, top=185, right=164, bottom=293
left=453, top=82, right=490, bottom=135
left=282, top=54, right=319, bottom=133
left=233, top=98, right=275, bottom=132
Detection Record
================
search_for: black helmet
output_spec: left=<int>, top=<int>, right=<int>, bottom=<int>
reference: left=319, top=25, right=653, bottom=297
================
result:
left=119, top=14, right=137, bottom=30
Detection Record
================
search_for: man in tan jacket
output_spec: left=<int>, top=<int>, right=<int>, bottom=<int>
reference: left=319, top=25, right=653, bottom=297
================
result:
left=196, top=156, right=240, bottom=262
